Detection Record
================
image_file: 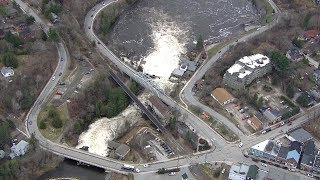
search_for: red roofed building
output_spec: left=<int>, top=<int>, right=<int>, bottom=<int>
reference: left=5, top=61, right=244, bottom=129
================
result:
left=304, top=30, right=320, bottom=40
left=0, top=0, right=9, bottom=5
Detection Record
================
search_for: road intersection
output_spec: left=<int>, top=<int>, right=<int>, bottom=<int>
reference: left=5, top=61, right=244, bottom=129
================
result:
left=16, top=0, right=316, bottom=177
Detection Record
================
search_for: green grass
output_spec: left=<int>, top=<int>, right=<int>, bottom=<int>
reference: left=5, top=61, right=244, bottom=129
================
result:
left=258, top=0, right=274, bottom=24
left=37, top=105, right=68, bottom=141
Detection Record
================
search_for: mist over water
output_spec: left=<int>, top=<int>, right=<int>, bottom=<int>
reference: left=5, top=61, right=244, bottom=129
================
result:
left=108, top=0, right=259, bottom=86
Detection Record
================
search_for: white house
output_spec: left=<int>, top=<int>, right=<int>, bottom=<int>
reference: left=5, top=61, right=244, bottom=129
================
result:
left=1, top=67, right=14, bottom=77
left=11, top=140, right=29, bottom=157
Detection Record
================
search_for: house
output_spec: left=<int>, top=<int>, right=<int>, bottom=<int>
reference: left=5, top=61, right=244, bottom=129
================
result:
left=286, top=44, right=304, bottom=62
left=310, top=89, right=320, bottom=101
left=300, top=141, right=316, bottom=172
left=246, top=165, right=258, bottom=180
left=0, top=0, right=9, bottom=5
left=6, top=7, right=18, bottom=19
left=266, top=168, right=300, bottom=180
left=247, top=112, right=268, bottom=130
left=0, top=150, right=5, bottom=159
left=50, top=13, right=60, bottom=24
left=180, top=59, right=197, bottom=72
left=304, top=30, right=320, bottom=40
left=171, top=67, right=185, bottom=77
left=228, top=163, right=250, bottom=180
left=211, top=88, right=236, bottom=105
left=19, top=27, right=34, bottom=40
left=313, top=155, right=320, bottom=172
left=14, top=20, right=27, bottom=31
left=287, top=128, right=313, bottom=144
left=276, top=146, right=289, bottom=164
left=286, top=141, right=301, bottom=167
left=11, top=140, right=29, bottom=157
left=263, top=109, right=281, bottom=124
left=314, top=69, right=320, bottom=84
left=1, top=67, right=14, bottom=77
left=147, top=95, right=170, bottom=120
left=247, top=116, right=263, bottom=130
left=223, top=54, right=272, bottom=90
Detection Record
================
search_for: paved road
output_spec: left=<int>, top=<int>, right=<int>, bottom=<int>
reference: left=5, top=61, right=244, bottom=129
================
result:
left=17, top=0, right=315, bottom=178
left=179, top=0, right=281, bottom=141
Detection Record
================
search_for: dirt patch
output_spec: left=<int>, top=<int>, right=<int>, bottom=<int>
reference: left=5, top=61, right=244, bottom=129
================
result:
left=109, top=172, right=132, bottom=180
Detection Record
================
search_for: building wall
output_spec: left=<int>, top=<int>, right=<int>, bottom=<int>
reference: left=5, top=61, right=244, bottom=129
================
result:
left=223, top=61, right=272, bottom=91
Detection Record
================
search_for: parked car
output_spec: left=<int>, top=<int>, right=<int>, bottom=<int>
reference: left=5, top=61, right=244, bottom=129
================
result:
left=287, top=122, right=292, bottom=126
left=221, top=168, right=225, bottom=174
left=169, top=172, right=176, bottom=176
left=238, top=142, right=243, bottom=148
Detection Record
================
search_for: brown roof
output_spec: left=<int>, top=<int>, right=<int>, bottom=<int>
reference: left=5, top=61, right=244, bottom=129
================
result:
left=211, top=88, right=234, bottom=104
left=249, top=117, right=262, bottom=130
left=148, top=95, right=170, bottom=115
left=304, top=30, right=320, bottom=39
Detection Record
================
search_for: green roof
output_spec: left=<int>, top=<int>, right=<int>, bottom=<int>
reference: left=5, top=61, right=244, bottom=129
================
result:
left=181, top=173, right=188, bottom=179
left=246, top=165, right=258, bottom=179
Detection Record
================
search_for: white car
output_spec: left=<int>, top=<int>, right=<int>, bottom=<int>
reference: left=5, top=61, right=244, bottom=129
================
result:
left=143, top=164, right=149, bottom=168
left=221, top=168, right=225, bottom=174
left=238, top=142, right=243, bottom=148
left=261, top=163, right=267, bottom=167
left=52, top=76, right=55, bottom=81
left=168, top=172, right=176, bottom=176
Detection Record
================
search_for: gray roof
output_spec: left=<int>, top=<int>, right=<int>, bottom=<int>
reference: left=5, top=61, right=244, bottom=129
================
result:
left=301, top=154, right=315, bottom=166
left=1, top=67, right=14, bottom=77
left=314, top=155, right=320, bottom=168
left=181, top=59, right=197, bottom=72
left=172, top=68, right=185, bottom=76
left=115, top=144, right=130, bottom=157
left=263, top=109, right=280, bottom=121
left=267, top=168, right=300, bottom=180
left=278, top=146, right=289, bottom=159
left=107, top=141, right=121, bottom=149
left=246, top=165, right=258, bottom=179
left=288, top=128, right=313, bottom=143
left=254, top=113, right=268, bottom=124
left=314, top=69, right=320, bottom=76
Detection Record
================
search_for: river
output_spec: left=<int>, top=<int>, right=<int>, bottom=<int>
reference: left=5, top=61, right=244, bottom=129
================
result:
left=37, top=159, right=106, bottom=180
left=107, top=0, right=260, bottom=87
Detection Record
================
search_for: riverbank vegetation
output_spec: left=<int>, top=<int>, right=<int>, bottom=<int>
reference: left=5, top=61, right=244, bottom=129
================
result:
left=65, top=73, right=134, bottom=145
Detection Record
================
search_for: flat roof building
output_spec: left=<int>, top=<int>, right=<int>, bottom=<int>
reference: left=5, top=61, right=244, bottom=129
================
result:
left=211, top=88, right=236, bottom=105
left=223, top=54, right=272, bottom=90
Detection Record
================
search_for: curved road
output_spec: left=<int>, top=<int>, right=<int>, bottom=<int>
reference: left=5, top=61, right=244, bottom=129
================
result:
left=180, top=0, right=281, bottom=140
left=17, top=0, right=303, bottom=176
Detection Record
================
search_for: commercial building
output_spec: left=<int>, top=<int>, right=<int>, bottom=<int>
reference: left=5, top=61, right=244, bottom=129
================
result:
left=266, top=168, right=300, bottom=180
left=228, top=163, right=250, bottom=180
left=287, top=128, right=313, bottom=144
left=147, top=95, right=170, bottom=123
left=223, top=54, right=272, bottom=90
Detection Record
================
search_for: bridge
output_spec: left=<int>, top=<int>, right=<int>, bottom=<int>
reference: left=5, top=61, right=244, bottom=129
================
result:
left=109, top=70, right=167, bottom=133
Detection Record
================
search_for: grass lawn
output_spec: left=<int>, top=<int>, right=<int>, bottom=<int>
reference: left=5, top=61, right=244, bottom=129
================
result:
left=37, top=104, right=68, bottom=141
left=258, top=0, right=274, bottom=24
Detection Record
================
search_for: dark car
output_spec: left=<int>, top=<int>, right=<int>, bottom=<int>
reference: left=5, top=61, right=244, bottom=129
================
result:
left=59, top=72, right=62, bottom=76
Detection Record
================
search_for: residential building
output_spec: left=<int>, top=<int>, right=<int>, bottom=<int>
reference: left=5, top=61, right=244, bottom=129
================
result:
left=276, top=146, right=289, bottom=164
left=286, top=141, right=301, bottom=167
left=10, top=140, right=29, bottom=157
left=223, top=54, right=272, bottom=90
left=286, top=44, right=304, bottom=62
left=180, top=59, right=197, bottom=72
left=263, top=109, right=281, bottom=124
left=254, top=112, right=269, bottom=128
left=314, top=69, right=320, bottom=84
left=19, top=27, right=34, bottom=40
left=313, top=155, right=320, bottom=172
left=287, top=128, right=313, bottom=144
left=0, top=0, right=9, bottom=5
left=246, top=165, right=258, bottom=180
left=50, top=13, right=60, bottom=24
left=147, top=95, right=170, bottom=121
left=247, top=116, right=263, bottom=130
left=304, top=30, right=320, bottom=40
left=211, top=88, right=236, bottom=105
left=300, top=141, right=316, bottom=172
left=0, top=150, right=5, bottom=159
left=266, top=168, right=300, bottom=180
left=1, top=67, right=14, bottom=77
left=228, top=163, right=250, bottom=180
